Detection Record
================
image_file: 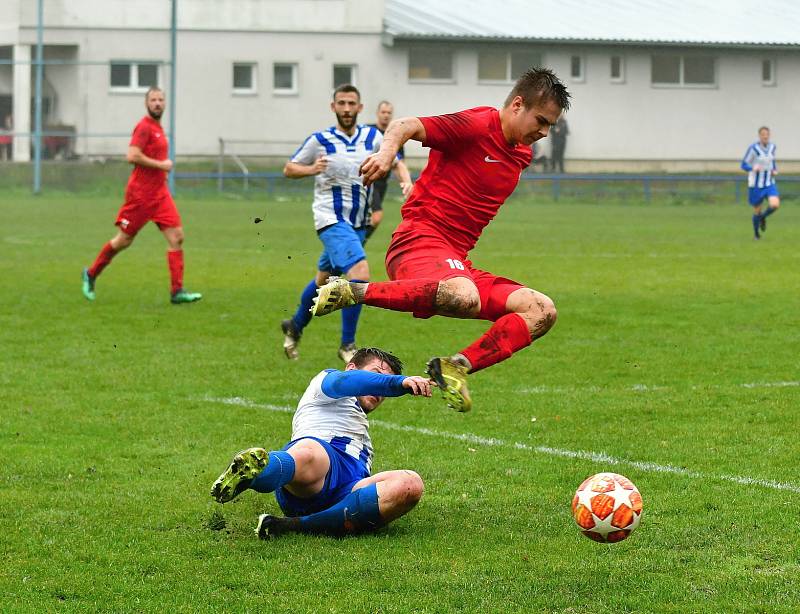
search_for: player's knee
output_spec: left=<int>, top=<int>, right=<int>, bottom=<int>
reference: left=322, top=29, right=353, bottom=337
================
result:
left=398, top=471, right=424, bottom=508
left=112, top=234, right=133, bottom=250
left=437, top=281, right=480, bottom=317
left=347, top=259, right=369, bottom=281
left=287, top=445, right=318, bottom=474
left=527, top=292, right=557, bottom=339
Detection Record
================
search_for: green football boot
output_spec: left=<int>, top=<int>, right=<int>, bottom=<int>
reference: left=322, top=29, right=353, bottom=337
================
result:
left=426, top=356, right=472, bottom=413
left=171, top=289, right=203, bottom=304
left=81, top=268, right=96, bottom=301
left=210, top=447, right=269, bottom=504
left=311, top=277, right=356, bottom=316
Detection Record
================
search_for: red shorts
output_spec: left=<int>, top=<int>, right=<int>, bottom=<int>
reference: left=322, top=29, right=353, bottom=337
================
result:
left=385, top=228, right=524, bottom=321
left=115, top=191, right=181, bottom=237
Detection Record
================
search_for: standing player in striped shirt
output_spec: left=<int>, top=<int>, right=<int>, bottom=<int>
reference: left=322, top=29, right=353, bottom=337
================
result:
left=310, top=68, right=570, bottom=412
left=281, top=85, right=412, bottom=362
left=81, top=87, right=202, bottom=304
left=741, top=126, right=780, bottom=240
left=210, top=347, right=430, bottom=538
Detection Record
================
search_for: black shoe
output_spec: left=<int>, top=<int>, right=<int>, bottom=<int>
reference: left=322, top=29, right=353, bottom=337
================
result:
left=281, top=319, right=302, bottom=360
left=760, top=216, right=767, bottom=232
left=255, top=514, right=299, bottom=539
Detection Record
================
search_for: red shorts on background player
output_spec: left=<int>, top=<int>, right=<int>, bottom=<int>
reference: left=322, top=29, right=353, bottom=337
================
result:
left=81, top=86, right=201, bottom=305
left=311, top=67, right=571, bottom=412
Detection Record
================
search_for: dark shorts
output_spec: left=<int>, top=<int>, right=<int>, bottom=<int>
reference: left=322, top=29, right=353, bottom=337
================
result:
left=385, top=227, right=524, bottom=321
left=370, top=178, right=389, bottom=213
left=748, top=184, right=779, bottom=206
left=317, top=222, right=367, bottom=274
left=115, top=190, right=181, bottom=236
left=274, top=436, right=371, bottom=517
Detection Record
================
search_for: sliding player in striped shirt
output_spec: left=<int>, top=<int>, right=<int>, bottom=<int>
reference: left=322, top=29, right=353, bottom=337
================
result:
left=741, top=126, right=780, bottom=240
left=281, top=85, right=412, bottom=362
left=210, top=347, right=430, bottom=538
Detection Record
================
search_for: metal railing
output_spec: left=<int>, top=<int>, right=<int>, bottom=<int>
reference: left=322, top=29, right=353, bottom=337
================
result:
left=173, top=169, right=800, bottom=202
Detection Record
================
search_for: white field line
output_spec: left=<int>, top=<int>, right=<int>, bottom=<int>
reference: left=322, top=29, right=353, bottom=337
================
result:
left=203, top=396, right=800, bottom=495
left=518, top=381, right=800, bottom=394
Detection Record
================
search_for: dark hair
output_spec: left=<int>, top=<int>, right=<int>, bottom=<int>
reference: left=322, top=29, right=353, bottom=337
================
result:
left=350, top=347, right=403, bottom=374
left=333, top=84, right=361, bottom=101
left=144, top=86, right=163, bottom=101
left=504, top=67, right=571, bottom=112
left=758, top=126, right=770, bottom=133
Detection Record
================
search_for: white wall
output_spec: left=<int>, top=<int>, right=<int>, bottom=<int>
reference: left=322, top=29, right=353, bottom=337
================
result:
left=15, top=0, right=381, bottom=33
left=2, top=0, right=799, bottom=168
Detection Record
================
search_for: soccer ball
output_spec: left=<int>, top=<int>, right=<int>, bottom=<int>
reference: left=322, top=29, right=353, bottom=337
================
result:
left=572, top=472, right=642, bottom=543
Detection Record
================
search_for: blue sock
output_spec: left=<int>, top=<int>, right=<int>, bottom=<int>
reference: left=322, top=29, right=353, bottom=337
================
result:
left=297, top=483, right=382, bottom=535
left=340, top=279, right=365, bottom=345
left=752, top=214, right=760, bottom=236
left=291, top=279, right=318, bottom=332
left=249, top=451, right=296, bottom=493
left=762, top=206, right=777, bottom=219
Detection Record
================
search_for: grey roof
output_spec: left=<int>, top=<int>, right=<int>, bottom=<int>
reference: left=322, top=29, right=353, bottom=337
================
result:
left=384, top=0, right=800, bottom=47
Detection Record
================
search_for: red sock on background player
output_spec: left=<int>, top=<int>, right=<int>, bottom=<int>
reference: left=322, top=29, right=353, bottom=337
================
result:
left=167, top=249, right=184, bottom=295
left=88, top=242, right=118, bottom=279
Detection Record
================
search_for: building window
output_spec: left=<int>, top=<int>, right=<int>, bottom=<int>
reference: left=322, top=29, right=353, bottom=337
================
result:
left=233, top=63, right=256, bottom=94
left=610, top=55, right=625, bottom=83
left=273, top=63, right=298, bottom=94
left=651, top=54, right=716, bottom=87
left=408, top=49, right=453, bottom=81
left=762, top=59, right=776, bottom=86
left=333, top=64, right=357, bottom=88
left=570, top=55, right=584, bottom=82
left=478, top=50, right=541, bottom=83
left=110, top=61, right=159, bottom=91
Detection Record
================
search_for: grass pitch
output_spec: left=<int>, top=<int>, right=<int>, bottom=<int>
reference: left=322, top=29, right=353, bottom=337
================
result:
left=1, top=187, right=799, bottom=613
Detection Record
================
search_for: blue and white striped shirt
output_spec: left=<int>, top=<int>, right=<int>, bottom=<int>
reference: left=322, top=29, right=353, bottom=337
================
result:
left=290, top=369, right=408, bottom=473
left=741, top=141, right=777, bottom=189
left=291, top=124, right=382, bottom=230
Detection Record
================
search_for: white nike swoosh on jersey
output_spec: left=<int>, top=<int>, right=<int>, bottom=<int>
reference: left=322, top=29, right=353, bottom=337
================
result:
left=484, top=155, right=500, bottom=163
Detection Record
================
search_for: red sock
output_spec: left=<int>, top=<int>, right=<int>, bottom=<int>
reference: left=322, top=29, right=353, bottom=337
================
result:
left=167, top=249, right=184, bottom=295
left=460, top=313, right=532, bottom=373
left=88, top=242, right=117, bottom=278
left=364, top=279, right=439, bottom=315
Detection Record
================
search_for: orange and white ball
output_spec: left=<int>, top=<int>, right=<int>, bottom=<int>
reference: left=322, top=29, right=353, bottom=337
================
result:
left=572, top=472, right=643, bottom=543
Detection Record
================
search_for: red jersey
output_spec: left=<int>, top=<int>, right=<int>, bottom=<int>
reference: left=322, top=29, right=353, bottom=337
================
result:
left=397, top=106, right=532, bottom=255
left=126, top=115, right=169, bottom=200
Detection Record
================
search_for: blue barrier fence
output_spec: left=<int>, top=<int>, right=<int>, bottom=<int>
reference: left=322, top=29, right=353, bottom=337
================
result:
left=173, top=171, right=800, bottom=202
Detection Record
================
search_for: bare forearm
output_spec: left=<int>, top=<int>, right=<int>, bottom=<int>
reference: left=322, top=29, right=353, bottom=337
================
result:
left=284, top=161, right=318, bottom=178
left=393, top=159, right=412, bottom=185
left=381, top=117, right=425, bottom=158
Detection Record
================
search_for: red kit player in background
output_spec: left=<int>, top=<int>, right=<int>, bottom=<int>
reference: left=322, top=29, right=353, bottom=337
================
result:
left=311, top=68, right=571, bottom=412
left=82, top=86, right=202, bottom=304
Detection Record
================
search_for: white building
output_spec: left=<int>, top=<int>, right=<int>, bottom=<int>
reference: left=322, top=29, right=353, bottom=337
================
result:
left=1, top=0, right=798, bottom=171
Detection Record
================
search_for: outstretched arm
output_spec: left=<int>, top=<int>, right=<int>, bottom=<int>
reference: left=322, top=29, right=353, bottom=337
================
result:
left=360, top=117, right=425, bottom=187
left=321, top=370, right=432, bottom=399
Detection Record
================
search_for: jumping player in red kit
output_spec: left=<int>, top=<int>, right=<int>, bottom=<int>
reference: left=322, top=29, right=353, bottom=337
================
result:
left=310, top=68, right=571, bottom=412
left=81, top=86, right=202, bottom=304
